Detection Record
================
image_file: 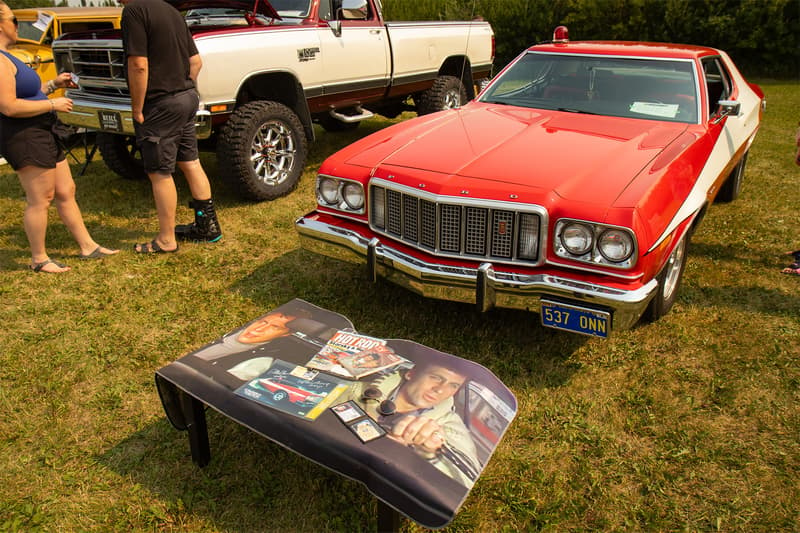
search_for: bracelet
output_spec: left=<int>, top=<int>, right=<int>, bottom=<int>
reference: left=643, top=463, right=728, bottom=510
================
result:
left=46, top=80, right=56, bottom=94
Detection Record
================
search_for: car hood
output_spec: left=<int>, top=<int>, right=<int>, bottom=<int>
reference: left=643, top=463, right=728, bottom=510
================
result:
left=345, top=103, right=690, bottom=207
left=165, top=0, right=279, bottom=18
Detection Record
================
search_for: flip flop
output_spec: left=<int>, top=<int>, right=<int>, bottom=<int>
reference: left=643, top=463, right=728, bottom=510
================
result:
left=781, top=266, right=800, bottom=276
left=30, top=259, right=70, bottom=273
left=79, top=246, right=119, bottom=259
left=785, top=250, right=800, bottom=261
left=133, top=240, right=178, bottom=254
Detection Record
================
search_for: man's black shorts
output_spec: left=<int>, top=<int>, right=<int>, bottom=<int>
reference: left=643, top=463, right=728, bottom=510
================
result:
left=134, top=88, right=199, bottom=174
left=0, top=112, right=66, bottom=171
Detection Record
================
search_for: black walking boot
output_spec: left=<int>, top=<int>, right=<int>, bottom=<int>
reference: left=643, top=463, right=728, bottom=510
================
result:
left=175, top=198, right=222, bottom=242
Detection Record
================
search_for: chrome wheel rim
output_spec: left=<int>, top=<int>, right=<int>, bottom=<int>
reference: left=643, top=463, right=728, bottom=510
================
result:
left=443, top=89, right=463, bottom=109
left=662, top=237, right=686, bottom=301
left=250, top=120, right=295, bottom=187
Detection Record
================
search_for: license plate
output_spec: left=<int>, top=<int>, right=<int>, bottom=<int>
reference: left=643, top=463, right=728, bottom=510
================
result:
left=98, top=110, right=122, bottom=132
left=541, top=300, right=610, bottom=338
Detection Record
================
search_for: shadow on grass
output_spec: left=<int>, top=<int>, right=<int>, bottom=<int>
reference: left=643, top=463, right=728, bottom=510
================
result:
left=97, top=414, right=381, bottom=532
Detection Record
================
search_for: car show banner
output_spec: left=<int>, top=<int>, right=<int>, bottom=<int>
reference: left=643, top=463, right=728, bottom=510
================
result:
left=155, top=299, right=517, bottom=529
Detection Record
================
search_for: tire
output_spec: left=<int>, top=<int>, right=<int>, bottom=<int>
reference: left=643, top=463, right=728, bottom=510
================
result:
left=272, top=391, right=287, bottom=402
left=416, top=75, right=468, bottom=116
left=218, top=101, right=308, bottom=201
left=643, top=233, right=689, bottom=322
left=317, top=112, right=360, bottom=132
left=96, top=133, right=146, bottom=180
left=716, top=151, right=748, bottom=203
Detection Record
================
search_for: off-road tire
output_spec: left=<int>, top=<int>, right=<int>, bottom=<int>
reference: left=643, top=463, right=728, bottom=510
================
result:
left=416, top=75, right=468, bottom=115
left=218, top=101, right=308, bottom=201
left=716, top=151, right=748, bottom=203
left=96, top=133, right=146, bottom=180
left=643, top=232, right=689, bottom=322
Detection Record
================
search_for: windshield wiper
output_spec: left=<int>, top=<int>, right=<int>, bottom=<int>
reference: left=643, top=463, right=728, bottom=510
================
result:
left=557, top=107, right=599, bottom=115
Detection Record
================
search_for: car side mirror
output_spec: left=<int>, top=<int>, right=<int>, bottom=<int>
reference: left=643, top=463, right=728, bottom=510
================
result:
left=711, top=99, right=741, bottom=124
left=328, top=19, right=342, bottom=37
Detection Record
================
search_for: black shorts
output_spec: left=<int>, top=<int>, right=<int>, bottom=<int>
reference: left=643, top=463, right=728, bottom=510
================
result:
left=134, top=89, right=200, bottom=174
left=0, top=112, right=66, bottom=171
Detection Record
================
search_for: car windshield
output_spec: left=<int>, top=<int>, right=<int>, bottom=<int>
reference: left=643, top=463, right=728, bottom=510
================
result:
left=16, top=18, right=49, bottom=44
left=479, top=52, right=699, bottom=124
left=185, top=0, right=311, bottom=26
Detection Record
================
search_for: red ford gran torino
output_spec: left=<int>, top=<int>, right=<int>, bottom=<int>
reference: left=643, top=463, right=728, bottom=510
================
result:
left=296, top=28, right=764, bottom=338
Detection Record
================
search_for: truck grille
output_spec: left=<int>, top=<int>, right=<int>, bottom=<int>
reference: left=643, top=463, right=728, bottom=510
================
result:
left=55, top=46, right=129, bottom=98
left=370, top=182, right=544, bottom=265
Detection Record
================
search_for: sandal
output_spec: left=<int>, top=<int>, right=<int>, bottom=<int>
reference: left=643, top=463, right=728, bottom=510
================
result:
left=133, top=240, right=178, bottom=254
left=79, top=246, right=120, bottom=259
left=785, top=250, right=800, bottom=261
left=781, top=266, right=800, bottom=276
left=30, top=259, right=70, bottom=273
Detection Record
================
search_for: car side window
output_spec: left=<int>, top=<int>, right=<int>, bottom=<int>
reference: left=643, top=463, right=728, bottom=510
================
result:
left=702, top=57, right=732, bottom=117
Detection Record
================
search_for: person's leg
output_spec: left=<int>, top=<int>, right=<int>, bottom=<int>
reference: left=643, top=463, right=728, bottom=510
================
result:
left=174, top=90, right=221, bottom=243
left=137, top=171, right=179, bottom=252
left=179, top=158, right=212, bottom=201
left=176, top=159, right=222, bottom=243
left=51, top=159, right=118, bottom=257
left=17, top=164, right=70, bottom=272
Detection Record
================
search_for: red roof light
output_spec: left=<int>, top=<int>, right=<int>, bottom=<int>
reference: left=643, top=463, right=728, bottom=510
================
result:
left=553, top=26, right=569, bottom=43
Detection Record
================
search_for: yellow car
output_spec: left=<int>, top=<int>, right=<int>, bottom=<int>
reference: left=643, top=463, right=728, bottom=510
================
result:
left=11, top=7, right=121, bottom=97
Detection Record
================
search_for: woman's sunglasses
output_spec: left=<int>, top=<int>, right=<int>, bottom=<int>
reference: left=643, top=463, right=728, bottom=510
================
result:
left=5, top=15, right=17, bottom=26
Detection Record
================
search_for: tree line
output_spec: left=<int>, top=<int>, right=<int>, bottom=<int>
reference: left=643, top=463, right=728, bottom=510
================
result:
left=383, top=0, right=800, bottom=78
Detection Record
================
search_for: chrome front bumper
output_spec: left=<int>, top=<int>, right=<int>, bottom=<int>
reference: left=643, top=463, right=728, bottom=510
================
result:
left=296, top=214, right=659, bottom=333
left=56, top=96, right=212, bottom=139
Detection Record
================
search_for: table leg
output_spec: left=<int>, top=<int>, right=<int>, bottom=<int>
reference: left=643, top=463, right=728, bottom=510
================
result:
left=179, top=391, right=210, bottom=467
left=376, top=500, right=400, bottom=533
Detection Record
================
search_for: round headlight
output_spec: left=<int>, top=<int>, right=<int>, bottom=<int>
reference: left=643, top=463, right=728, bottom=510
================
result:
left=342, top=182, right=364, bottom=210
left=598, top=229, right=634, bottom=262
left=560, top=223, right=593, bottom=256
left=318, top=177, right=339, bottom=205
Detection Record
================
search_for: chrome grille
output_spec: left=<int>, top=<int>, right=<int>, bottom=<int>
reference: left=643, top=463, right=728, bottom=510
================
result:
left=370, top=183, right=543, bottom=264
left=55, top=47, right=129, bottom=98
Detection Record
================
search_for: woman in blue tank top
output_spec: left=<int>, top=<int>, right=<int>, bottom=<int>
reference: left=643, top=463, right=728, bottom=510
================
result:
left=0, top=0, right=118, bottom=272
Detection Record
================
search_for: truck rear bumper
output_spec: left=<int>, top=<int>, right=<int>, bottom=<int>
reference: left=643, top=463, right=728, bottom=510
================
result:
left=295, top=214, right=658, bottom=333
left=56, top=97, right=212, bottom=139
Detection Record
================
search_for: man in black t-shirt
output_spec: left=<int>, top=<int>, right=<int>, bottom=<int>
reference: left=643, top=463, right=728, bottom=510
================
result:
left=120, top=0, right=222, bottom=254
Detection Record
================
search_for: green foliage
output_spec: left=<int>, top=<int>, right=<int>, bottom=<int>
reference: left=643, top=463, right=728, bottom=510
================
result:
left=10, top=0, right=54, bottom=8
left=381, top=0, right=800, bottom=77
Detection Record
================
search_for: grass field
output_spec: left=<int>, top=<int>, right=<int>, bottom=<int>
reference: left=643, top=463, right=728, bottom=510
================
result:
left=0, top=81, right=798, bottom=532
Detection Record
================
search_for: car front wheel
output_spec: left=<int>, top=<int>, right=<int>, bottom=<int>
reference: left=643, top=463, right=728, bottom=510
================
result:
left=218, top=101, right=308, bottom=201
left=643, top=233, right=689, bottom=322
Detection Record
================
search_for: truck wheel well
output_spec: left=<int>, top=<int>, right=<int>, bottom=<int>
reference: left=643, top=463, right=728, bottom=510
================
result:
left=439, top=56, right=475, bottom=99
left=236, top=72, right=315, bottom=142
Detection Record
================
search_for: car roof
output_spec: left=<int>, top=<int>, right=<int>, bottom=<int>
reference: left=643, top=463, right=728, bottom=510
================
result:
left=530, top=41, right=721, bottom=60
left=13, top=7, right=122, bottom=18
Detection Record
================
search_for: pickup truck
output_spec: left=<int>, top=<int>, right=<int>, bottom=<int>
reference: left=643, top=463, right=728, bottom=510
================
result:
left=52, top=0, right=494, bottom=201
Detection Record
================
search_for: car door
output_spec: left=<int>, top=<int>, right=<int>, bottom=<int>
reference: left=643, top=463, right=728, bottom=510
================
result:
left=317, top=0, right=390, bottom=106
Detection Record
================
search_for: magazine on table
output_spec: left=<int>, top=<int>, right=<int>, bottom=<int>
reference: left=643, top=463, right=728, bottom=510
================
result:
left=306, top=330, right=408, bottom=378
left=234, top=359, right=350, bottom=420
